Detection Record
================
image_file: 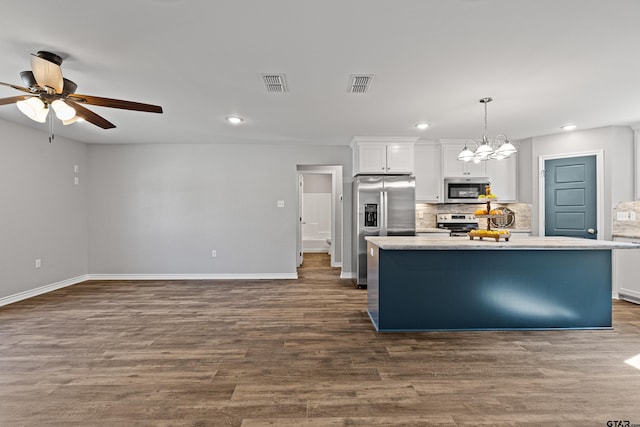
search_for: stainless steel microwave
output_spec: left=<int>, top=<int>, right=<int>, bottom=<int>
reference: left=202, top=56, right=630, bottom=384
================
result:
left=444, top=177, right=490, bottom=203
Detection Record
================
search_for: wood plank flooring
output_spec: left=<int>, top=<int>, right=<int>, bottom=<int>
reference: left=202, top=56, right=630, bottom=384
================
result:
left=1, top=253, right=640, bottom=426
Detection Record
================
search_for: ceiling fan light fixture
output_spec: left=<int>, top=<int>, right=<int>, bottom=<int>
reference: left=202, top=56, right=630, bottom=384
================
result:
left=51, top=100, right=76, bottom=121
left=62, top=116, right=84, bottom=126
left=17, top=97, right=48, bottom=122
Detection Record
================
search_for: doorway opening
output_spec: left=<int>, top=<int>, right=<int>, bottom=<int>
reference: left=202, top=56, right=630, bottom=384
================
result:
left=538, top=150, right=604, bottom=239
left=296, top=165, right=343, bottom=271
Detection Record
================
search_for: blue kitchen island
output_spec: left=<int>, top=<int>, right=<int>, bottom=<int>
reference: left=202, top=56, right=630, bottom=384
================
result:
left=365, top=236, right=639, bottom=332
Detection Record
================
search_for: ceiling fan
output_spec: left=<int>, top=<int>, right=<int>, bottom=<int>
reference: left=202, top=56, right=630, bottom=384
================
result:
left=0, top=51, right=163, bottom=139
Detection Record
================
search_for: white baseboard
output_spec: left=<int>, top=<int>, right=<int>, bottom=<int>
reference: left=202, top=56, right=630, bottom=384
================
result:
left=340, top=271, right=356, bottom=279
left=87, top=273, right=299, bottom=281
left=303, top=249, right=331, bottom=254
left=0, top=274, right=89, bottom=307
left=0, top=272, right=305, bottom=307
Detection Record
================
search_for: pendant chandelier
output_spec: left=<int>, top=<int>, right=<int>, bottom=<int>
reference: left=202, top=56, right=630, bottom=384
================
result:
left=457, top=97, right=517, bottom=163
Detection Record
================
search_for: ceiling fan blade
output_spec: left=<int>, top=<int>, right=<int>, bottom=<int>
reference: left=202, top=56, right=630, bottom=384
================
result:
left=66, top=100, right=116, bottom=129
left=68, top=94, right=163, bottom=113
left=0, top=95, right=33, bottom=106
left=0, top=81, right=32, bottom=93
left=31, top=54, right=64, bottom=93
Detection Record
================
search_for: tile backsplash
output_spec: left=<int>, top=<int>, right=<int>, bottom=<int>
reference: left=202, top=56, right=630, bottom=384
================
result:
left=416, top=202, right=532, bottom=231
left=613, top=200, right=640, bottom=238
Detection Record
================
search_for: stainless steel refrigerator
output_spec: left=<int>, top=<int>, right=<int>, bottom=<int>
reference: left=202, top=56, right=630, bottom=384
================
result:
left=353, top=175, right=416, bottom=287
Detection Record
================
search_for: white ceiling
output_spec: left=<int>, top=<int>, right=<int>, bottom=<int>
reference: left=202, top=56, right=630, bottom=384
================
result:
left=1, top=0, right=640, bottom=146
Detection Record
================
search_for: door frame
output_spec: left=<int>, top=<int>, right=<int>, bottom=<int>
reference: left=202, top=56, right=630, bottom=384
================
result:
left=296, top=174, right=304, bottom=268
left=296, top=167, right=342, bottom=268
left=538, top=150, right=604, bottom=239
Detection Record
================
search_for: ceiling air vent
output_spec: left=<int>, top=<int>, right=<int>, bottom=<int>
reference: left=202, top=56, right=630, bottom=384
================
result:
left=261, top=74, right=288, bottom=93
left=348, top=74, right=374, bottom=93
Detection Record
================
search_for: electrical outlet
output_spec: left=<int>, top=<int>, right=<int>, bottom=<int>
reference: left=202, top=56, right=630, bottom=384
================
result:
left=73, top=164, right=79, bottom=173
left=617, top=211, right=630, bottom=221
left=211, top=250, right=217, bottom=258
left=74, top=177, right=80, bottom=185
left=277, top=200, right=285, bottom=208
left=418, top=211, right=424, bottom=219
left=35, top=259, right=41, bottom=269
left=631, top=212, right=637, bottom=221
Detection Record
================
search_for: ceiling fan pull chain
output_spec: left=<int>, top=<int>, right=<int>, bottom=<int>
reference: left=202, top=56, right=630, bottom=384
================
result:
left=48, top=109, right=55, bottom=143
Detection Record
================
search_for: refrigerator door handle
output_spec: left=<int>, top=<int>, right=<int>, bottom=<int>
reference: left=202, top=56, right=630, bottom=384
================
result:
left=381, top=191, right=388, bottom=236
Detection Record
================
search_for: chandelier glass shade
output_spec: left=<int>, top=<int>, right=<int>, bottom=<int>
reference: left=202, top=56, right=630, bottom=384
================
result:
left=457, top=97, right=517, bottom=163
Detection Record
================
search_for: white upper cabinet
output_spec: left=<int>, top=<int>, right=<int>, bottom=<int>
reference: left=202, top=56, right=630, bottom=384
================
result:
left=414, top=142, right=442, bottom=202
left=441, top=141, right=487, bottom=178
left=486, top=153, right=517, bottom=202
left=358, top=144, right=387, bottom=173
left=386, top=144, right=415, bottom=173
left=351, top=137, right=417, bottom=175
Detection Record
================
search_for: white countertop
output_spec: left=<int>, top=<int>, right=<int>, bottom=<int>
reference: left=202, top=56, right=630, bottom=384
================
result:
left=365, top=235, right=640, bottom=250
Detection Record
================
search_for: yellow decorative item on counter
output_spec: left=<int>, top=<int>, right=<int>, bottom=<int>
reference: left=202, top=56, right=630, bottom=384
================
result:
left=468, top=228, right=511, bottom=242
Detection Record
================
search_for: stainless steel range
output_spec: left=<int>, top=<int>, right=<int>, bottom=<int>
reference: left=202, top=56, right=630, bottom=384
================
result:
left=436, top=213, right=479, bottom=236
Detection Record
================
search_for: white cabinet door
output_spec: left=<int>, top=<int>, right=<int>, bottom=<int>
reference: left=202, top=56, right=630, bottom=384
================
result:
left=351, top=138, right=417, bottom=175
left=386, top=144, right=414, bottom=174
left=613, top=237, right=640, bottom=303
left=441, top=142, right=487, bottom=177
left=414, top=143, right=441, bottom=202
left=486, top=153, right=517, bottom=202
left=358, top=144, right=387, bottom=174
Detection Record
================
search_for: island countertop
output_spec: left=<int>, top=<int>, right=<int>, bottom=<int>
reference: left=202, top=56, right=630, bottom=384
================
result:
left=365, top=235, right=640, bottom=250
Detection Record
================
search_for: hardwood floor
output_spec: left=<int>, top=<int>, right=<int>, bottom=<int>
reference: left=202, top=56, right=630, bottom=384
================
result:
left=1, top=253, right=640, bottom=426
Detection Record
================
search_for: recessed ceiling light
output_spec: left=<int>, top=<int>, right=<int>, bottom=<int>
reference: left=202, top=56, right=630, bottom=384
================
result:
left=561, top=124, right=577, bottom=131
left=226, top=116, right=244, bottom=125
left=415, top=123, right=429, bottom=130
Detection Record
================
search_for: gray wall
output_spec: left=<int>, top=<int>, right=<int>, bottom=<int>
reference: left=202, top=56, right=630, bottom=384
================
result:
left=527, top=126, right=634, bottom=238
left=0, top=119, right=88, bottom=300
left=88, top=143, right=352, bottom=275
left=515, top=137, right=534, bottom=205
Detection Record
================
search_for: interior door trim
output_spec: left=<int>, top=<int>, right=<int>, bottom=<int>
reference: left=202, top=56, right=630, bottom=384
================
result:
left=538, top=150, right=604, bottom=239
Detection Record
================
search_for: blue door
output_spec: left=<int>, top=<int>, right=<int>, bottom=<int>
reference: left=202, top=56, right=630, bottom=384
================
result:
left=545, top=155, right=597, bottom=239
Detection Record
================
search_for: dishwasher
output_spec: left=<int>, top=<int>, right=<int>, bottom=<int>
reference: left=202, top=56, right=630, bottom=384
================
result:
left=613, top=237, right=640, bottom=304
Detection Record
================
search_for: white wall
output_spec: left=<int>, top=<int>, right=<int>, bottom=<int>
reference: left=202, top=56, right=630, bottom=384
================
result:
left=87, top=143, right=352, bottom=276
left=0, top=119, right=88, bottom=300
left=528, top=126, right=634, bottom=239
